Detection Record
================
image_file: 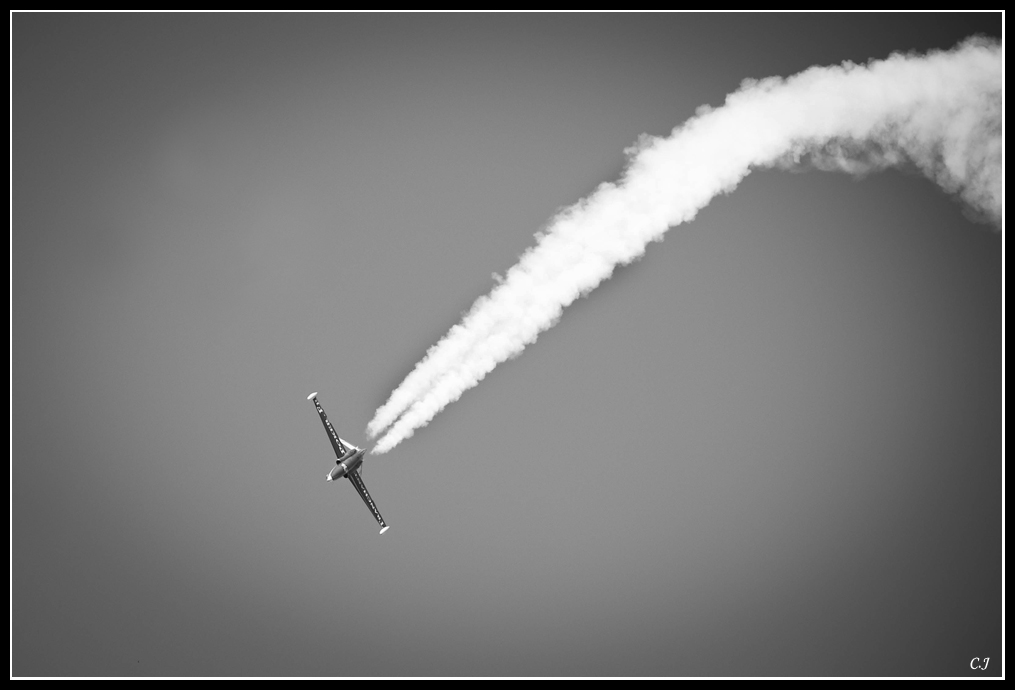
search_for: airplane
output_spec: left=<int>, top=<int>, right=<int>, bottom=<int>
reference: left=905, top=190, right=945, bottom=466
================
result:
left=307, top=392, right=390, bottom=534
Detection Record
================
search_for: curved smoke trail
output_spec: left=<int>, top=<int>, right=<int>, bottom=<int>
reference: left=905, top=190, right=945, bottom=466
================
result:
left=368, top=38, right=1001, bottom=454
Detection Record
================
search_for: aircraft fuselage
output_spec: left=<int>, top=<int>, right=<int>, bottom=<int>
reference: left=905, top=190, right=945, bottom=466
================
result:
left=327, top=448, right=365, bottom=481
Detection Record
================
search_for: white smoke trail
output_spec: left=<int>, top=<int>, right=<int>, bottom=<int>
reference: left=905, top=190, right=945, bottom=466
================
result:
left=368, top=38, right=1002, bottom=454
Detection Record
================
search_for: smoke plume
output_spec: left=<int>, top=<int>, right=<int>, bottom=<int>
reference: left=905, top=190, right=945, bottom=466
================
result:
left=367, top=38, right=1001, bottom=454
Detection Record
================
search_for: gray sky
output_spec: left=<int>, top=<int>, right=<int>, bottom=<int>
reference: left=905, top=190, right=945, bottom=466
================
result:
left=13, top=13, right=1002, bottom=677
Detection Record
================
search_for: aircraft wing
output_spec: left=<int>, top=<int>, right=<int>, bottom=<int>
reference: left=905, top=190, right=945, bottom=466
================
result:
left=307, top=392, right=350, bottom=459
left=347, top=469, right=390, bottom=534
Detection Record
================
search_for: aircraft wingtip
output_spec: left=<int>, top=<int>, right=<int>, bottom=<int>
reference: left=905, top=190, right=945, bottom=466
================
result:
left=307, top=391, right=318, bottom=400
left=379, top=526, right=390, bottom=535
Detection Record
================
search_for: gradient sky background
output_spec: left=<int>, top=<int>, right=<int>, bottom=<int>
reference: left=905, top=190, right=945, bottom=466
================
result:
left=13, top=13, right=1002, bottom=677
